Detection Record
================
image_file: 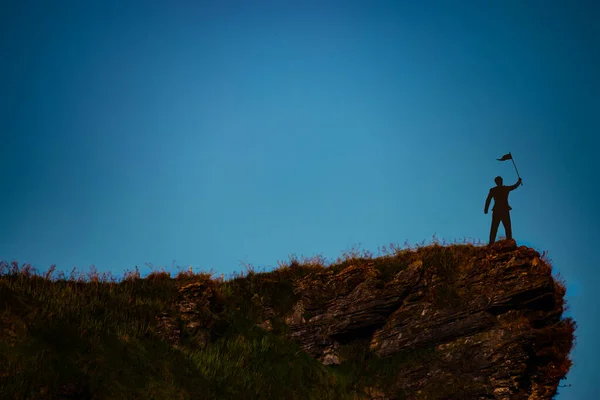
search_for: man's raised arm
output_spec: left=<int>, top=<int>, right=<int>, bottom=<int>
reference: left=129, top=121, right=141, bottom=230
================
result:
left=509, top=177, right=523, bottom=191
left=484, top=191, right=492, bottom=214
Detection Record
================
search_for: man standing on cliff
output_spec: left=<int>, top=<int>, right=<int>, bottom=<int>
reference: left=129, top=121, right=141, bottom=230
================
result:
left=484, top=176, right=523, bottom=244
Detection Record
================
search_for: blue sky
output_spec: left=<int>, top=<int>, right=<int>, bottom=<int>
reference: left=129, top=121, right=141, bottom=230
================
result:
left=1, top=1, right=598, bottom=397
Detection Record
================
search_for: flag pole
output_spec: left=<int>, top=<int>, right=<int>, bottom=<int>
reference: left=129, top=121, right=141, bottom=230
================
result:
left=509, top=152, right=523, bottom=186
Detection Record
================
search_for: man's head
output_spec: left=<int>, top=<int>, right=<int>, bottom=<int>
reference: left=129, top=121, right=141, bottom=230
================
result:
left=494, top=176, right=503, bottom=186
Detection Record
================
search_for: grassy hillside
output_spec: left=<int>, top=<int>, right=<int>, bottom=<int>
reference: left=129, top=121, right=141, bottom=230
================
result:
left=0, top=237, right=575, bottom=399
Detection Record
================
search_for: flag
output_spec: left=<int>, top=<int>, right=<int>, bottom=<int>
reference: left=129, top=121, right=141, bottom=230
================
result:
left=497, top=153, right=512, bottom=161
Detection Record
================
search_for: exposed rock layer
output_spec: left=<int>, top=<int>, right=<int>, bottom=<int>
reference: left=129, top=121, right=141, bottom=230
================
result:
left=159, top=239, right=574, bottom=400
left=284, top=239, right=573, bottom=399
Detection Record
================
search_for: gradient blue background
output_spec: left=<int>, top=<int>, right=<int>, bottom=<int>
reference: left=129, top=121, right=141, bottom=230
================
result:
left=1, top=1, right=597, bottom=397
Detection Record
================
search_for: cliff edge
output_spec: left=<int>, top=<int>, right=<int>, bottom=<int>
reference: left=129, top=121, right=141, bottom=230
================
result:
left=280, top=239, right=575, bottom=399
left=1, top=239, right=575, bottom=399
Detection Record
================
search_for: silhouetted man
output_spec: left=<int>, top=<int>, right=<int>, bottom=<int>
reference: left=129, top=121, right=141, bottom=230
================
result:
left=484, top=176, right=522, bottom=244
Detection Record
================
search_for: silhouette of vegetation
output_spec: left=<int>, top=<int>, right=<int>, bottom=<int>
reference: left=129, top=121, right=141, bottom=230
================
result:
left=0, top=235, right=575, bottom=399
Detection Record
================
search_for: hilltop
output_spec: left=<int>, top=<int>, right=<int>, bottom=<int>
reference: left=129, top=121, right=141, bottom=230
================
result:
left=0, top=238, right=575, bottom=399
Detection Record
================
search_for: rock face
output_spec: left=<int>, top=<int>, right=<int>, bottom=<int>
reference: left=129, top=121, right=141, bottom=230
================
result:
left=157, top=239, right=574, bottom=399
left=157, top=281, right=217, bottom=349
left=284, top=239, right=574, bottom=399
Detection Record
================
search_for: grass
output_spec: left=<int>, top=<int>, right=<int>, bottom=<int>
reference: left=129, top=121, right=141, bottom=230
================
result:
left=0, top=235, right=575, bottom=399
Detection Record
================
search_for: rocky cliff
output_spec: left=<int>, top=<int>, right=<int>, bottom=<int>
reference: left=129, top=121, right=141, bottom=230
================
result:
left=2, top=239, right=573, bottom=399
left=163, top=239, right=575, bottom=400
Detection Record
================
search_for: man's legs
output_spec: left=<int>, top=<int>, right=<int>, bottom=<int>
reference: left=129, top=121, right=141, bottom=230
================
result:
left=501, top=212, right=512, bottom=240
left=489, top=211, right=501, bottom=244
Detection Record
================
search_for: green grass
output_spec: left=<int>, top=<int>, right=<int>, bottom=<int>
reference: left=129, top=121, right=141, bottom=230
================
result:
left=0, top=235, right=574, bottom=399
